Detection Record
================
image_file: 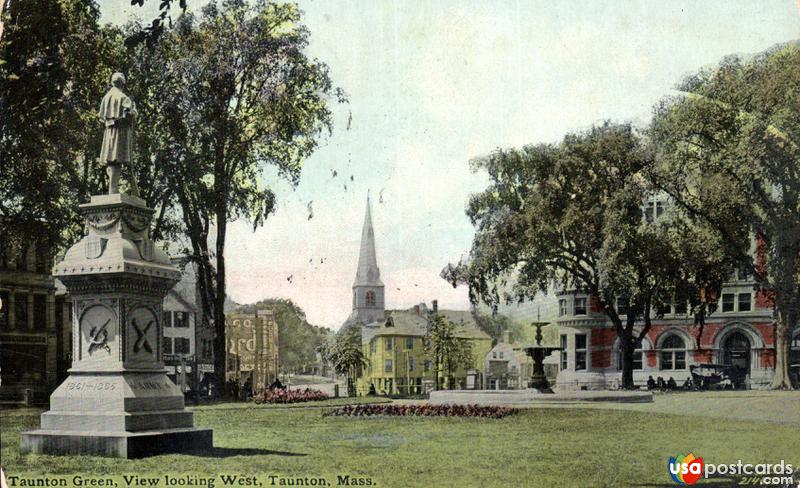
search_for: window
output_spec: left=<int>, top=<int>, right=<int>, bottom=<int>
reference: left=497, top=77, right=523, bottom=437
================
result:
left=174, top=337, right=190, bottom=354
left=424, top=360, right=432, bottom=372
left=656, top=201, right=665, bottom=218
left=384, top=359, right=393, bottom=373
left=365, top=290, right=376, bottom=307
left=674, top=301, right=688, bottom=315
left=560, top=335, right=567, bottom=370
left=575, top=334, right=587, bottom=370
left=0, top=291, right=9, bottom=329
left=370, top=339, right=377, bottom=354
left=722, top=294, right=735, bottom=312
left=574, top=297, right=587, bottom=315
left=656, top=303, right=670, bottom=316
left=738, top=293, right=751, bottom=312
left=492, top=351, right=497, bottom=359
left=558, top=299, right=568, bottom=317
left=791, top=334, right=800, bottom=367
left=33, top=294, right=46, bottom=330
left=408, top=357, right=415, bottom=372
left=617, top=340, right=643, bottom=370
left=174, top=311, right=188, bottom=328
left=645, top=202, right=655, bottom=223
left=14, top=293, right=28, bottom=329
left=163, top=311, right=172, bottom=328
left=499, top=351, right=504, bottom=359
left=385, top=337, right=393, bottom=351
left=660, top=335, right=686, bottom=370
left=406, top=337, right=414, bottom=350
left=617, top=297, right=629, bottom=316
left=163, top=337, right=173, bottom=355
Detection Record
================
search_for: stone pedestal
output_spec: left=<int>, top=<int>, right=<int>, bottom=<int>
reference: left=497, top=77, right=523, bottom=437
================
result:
left=21, top=193, right=213, bottom=458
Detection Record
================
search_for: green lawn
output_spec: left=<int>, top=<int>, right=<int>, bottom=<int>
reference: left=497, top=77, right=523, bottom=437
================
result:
left=1, top=393, right=798, bottom=488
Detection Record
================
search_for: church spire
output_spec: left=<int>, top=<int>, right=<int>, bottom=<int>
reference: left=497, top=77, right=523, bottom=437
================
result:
left=354, top=193, right=382, bottom=287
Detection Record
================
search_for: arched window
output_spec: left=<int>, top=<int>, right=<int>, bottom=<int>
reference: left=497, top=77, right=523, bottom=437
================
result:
left=660, top=334, right=686, bottom=370
left=365, top=290, right=376, bottom=307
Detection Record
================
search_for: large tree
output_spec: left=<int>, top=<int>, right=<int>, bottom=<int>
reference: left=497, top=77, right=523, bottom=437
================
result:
left=424, top=310, right=475, bottom=391
left=0, top=0, right=128, bottom=248
left=320, top=327, right=367, bottom=397
left=125, top=0, right=344, bottom=387
left=649, top=42, right=800, bottom=389
left=444, top=122, right=741, bottom=389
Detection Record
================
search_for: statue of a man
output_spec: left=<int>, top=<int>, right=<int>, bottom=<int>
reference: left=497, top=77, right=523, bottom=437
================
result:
left=99, top=72, right=138, bottom=195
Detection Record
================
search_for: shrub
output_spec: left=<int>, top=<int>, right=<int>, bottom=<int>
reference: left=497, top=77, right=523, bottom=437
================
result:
left=253, top=388, right=329, bottom=404
left=324, top=404, right=517, bottom=418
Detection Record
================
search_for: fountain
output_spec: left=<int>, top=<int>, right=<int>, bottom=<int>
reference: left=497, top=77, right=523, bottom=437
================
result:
left=519, top=322, right=562, bottom=393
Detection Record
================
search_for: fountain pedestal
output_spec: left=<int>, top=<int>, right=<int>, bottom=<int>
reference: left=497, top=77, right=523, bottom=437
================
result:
left=520, top=322, right=561, bottom=393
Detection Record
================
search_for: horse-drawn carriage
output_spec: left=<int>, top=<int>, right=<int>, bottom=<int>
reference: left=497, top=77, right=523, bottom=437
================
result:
left=690, top=363, right=749, bottom=390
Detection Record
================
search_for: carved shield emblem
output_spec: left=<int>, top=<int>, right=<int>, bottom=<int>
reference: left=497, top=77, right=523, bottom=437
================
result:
left=85, top=235, right=107, bottom=259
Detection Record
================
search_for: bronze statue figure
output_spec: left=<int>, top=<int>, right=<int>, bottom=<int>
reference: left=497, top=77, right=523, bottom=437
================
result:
left=99, top=72, right=139, bottom=195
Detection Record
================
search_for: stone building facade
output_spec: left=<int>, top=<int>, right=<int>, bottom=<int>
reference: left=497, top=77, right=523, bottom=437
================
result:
left=0, top=235, right=65, bottom=403
left=224, top=310, right=279, bottom=393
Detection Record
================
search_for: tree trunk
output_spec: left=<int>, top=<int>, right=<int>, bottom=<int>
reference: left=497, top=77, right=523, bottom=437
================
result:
left=770, top=305, right=796, bottom=389
left=620, top=329, right=636, bottom=390
left=213, top=205, right=228, bottom=396
left=433, top=351, right=440, bottom=391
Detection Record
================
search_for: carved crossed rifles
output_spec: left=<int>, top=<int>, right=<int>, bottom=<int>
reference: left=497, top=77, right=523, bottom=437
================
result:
left=88, top=319, right=111, bottom=355
left=132, top=318, right=154, bottom=354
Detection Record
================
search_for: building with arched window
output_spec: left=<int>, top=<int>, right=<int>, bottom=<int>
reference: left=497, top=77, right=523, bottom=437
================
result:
left=553, top=195, right=793, bottom=390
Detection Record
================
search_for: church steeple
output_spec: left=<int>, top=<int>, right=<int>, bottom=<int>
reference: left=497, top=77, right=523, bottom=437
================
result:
left=350, top=193, right=384, bottom=324
left=354, top=194, right=382, bottom=287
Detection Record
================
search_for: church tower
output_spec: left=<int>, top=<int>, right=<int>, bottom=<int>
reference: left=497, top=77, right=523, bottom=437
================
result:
left=350, top=194, right=384, bottom=324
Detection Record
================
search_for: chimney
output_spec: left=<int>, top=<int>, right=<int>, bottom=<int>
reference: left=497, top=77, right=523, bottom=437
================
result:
left=413, top=305, right=420, bottom=315
left=432, top=300, right=438, bottom=313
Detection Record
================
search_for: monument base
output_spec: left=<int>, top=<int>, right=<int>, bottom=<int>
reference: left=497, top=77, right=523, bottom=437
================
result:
left=20, top=427, right=213, bottom=458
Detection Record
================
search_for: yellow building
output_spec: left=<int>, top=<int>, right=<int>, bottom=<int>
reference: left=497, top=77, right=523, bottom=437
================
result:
left=358, top=304, right=492, bottom=395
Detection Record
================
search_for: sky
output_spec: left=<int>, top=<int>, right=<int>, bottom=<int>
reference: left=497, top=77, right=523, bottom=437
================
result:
left=97, top=0, right=800, bottom=329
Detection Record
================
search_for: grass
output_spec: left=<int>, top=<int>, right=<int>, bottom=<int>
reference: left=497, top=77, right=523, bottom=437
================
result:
left=1, top=392, right=799, bottom=488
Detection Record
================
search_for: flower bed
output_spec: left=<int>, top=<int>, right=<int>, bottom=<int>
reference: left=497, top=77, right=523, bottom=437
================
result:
left=253, top=388, right=329, bottom=404
left=324, top=404, right=517, bottom=418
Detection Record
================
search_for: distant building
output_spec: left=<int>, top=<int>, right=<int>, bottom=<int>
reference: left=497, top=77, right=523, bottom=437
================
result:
left=343, top=195, right=492, bottom=395
left=0, top=233, right=67, bottom=403
left=162, top=257, right=215, bottom=392
left=359, top=302, right=492, bottom=395
left=224, top=310, right=279, bottom=392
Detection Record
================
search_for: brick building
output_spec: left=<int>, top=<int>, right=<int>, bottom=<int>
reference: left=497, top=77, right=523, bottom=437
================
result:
left=555, top=198, right=800, bottom=390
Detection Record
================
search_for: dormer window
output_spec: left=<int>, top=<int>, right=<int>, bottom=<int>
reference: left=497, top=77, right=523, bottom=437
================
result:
left=365, top=290, right=376, bottom=306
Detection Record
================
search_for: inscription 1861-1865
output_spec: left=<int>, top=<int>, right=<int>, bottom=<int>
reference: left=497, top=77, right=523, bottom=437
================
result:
left=63, top=380, right=171, bottom=391
left=65, top=381, right=116, bottom=391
